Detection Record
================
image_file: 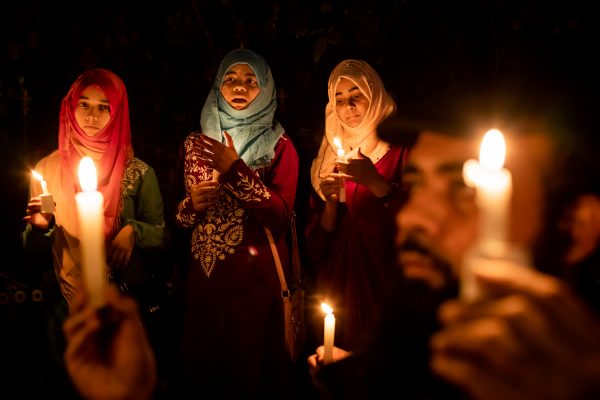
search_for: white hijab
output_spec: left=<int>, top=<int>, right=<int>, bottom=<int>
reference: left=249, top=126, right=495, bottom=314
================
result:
left=310, top=59, right=397, bottom=199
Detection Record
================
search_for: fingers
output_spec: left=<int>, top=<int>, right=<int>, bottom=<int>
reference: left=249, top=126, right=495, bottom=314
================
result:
left=223, top=131, right=234, bottom=148
left=192, top=136, right=217, bottom=165
left=190, top=184, right=219, bottom=210
left=319, top=178, right=344, bottom=200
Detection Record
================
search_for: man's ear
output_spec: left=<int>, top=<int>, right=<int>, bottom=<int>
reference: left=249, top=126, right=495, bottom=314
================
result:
left=565, top=194, right=600, bottom=265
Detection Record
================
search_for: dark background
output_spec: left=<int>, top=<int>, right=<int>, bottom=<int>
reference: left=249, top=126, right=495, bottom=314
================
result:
left=1, top=0, right=598, bottom=397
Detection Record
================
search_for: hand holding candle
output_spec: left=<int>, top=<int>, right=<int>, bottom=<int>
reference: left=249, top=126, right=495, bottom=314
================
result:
left=321, top=302, right=336, bottom=364
left=333, top=137, right=346, bottom=202
left=75, top=157, right=107, bottom=308
left=32, top=170, right=55, bottom=214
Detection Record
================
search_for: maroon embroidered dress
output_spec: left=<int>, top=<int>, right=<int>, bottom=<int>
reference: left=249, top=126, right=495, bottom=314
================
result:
left=306, top=145, right=407, bottom=351
left=175, top=134, right=298, bottom=397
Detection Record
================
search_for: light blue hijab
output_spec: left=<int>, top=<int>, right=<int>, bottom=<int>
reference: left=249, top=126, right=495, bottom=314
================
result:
left=200, top=48, right=284, bottom=169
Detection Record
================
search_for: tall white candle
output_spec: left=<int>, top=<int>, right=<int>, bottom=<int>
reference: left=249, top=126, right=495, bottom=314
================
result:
left=75, top=157, right=107, bottom=307
left=461, top=129, right=512, bottom=301
left=321, top=302, right=336, bottom=364
left=332, top=137, right=346, bottom=203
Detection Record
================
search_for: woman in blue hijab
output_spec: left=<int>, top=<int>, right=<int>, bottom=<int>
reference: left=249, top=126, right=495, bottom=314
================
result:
left=174, top=48, right=299, bottom=398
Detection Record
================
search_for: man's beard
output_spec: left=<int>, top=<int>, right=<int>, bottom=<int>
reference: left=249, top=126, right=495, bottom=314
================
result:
left=397, top=232, right=460, bottom=300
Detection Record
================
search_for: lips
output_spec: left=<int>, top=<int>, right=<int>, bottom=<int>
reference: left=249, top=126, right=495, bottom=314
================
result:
left=232, top=98, right=247, bottom=103
left=398, top=251, right=435, bottom=272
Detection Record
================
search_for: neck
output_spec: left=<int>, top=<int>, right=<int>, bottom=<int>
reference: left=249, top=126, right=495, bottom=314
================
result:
left=345, top=131, right=378, bottom=154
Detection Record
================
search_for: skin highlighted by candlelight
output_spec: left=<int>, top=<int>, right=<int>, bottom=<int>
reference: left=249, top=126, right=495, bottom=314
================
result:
left=75, top=157, right=108, bottom=308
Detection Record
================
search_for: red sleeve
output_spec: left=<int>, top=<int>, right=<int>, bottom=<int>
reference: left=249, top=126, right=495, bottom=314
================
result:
left=174, top=133, right=215, bottom=228
left=220, top=134, right=299, bottom=234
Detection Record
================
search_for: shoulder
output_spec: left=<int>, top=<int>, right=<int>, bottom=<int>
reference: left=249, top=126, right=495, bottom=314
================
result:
left=37, top=149, right=61, bottom=165
left=382, top=144, right=409, bottom=163
left=125, top=157, right=155, bottom=177
left=275, top=133, right=299, bottom=156
left=35, top=150, right=61, bottom=173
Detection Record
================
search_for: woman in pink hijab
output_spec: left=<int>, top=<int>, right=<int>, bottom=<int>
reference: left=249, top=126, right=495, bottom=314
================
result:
left=22, top=68, right=166, bottom=398
left=306, top=59, right=409, bottom=352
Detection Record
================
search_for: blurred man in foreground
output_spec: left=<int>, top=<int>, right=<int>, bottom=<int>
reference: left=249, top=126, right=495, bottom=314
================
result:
left=309, top=80, right=600, bottom=399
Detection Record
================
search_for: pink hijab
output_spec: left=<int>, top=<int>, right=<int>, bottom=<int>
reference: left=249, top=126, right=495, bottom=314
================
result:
left=58, top=68, right=132, bottom=239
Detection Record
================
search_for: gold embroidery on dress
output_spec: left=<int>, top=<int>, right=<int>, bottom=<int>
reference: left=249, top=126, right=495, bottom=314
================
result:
left=192, top=190, right=245, bottom=278
left=120, top=158, right=149, bottom=195
left=224, top=171, right=271, bottom=202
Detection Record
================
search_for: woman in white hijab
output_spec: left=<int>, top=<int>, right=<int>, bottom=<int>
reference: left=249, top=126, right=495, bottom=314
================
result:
left=306, top=59, right=409, bottom=352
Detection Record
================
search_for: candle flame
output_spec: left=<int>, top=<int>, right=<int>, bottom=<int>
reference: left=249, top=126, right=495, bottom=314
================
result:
left=31, top=170, right=44, bottom=182
left=78, top=157, right=98, bottom=192
left=333, top=137, right=342, bottom=149
left=321, top=303, right=333, bottom=315
left=479, top=129, right=505, bottom=170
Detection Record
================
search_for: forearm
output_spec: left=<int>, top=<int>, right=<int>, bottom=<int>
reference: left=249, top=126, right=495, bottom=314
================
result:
left=222, top=159, right=295, bottom=232
left=22, top=221, right=55, bottom=252
left=319, top=201, right=338, bottom=232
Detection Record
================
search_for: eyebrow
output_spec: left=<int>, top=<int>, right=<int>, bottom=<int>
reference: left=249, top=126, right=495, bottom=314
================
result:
left=335, top=86, right=360, bottom=96
left=224, top=70, right=256, bottom=77
left=78, top=95, right=109, bottom=103
left=403, top=161, right=466, bottom=175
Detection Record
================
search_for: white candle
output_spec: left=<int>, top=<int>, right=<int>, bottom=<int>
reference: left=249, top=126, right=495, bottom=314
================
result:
left=32, top=170, right=55, bottom=213
left=461, top=129, right=512, bottom=301
left=332, top=137, right=346, bottom=202
left=75, top=157, right=107, bottom=307
left=321, top=303, right=335, bottom=364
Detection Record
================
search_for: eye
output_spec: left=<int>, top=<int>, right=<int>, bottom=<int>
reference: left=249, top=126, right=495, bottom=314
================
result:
left=99, top=104, right=110, bottom=112
left=247, top=78, right=258, bottom=87
left=223, top=77, right=235, bottom=84
left=450, top=178, right=476, bottom=200
left=78, top=101, right=88, bottom=109
left=402, top=177, right=421, bottom=195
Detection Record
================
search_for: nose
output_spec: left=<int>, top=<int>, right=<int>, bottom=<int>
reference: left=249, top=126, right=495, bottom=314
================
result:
left=86, top=106, right=99, bottom=120
left=397, top=190, right=449, bottom=240
left=233, top=82, right=247, bottom=92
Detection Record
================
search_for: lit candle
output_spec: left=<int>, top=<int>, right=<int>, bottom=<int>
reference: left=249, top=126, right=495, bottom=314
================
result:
left=332, top=137, right=346, bottom=203
left=461, top=129, right=512, bottom=301
left=75, top=157, right=107, bottom=307
left=32, top=170, right=55, bottom=213
left=321, top=302, right=336, bottom=364
left=32, top=170, right=48, bottom=194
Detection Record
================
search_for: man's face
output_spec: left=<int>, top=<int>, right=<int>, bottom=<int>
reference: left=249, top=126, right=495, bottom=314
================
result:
left=396, top=130, right=552, bottom=291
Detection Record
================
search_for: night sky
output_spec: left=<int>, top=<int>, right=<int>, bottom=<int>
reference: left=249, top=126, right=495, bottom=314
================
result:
left=1, top=0, right=599, bottom=396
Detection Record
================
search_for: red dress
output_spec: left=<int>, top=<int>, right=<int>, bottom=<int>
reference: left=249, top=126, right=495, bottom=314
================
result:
left=305, top=145, right=408, bottom=351
left=174, top=134, right=298, bottom=398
